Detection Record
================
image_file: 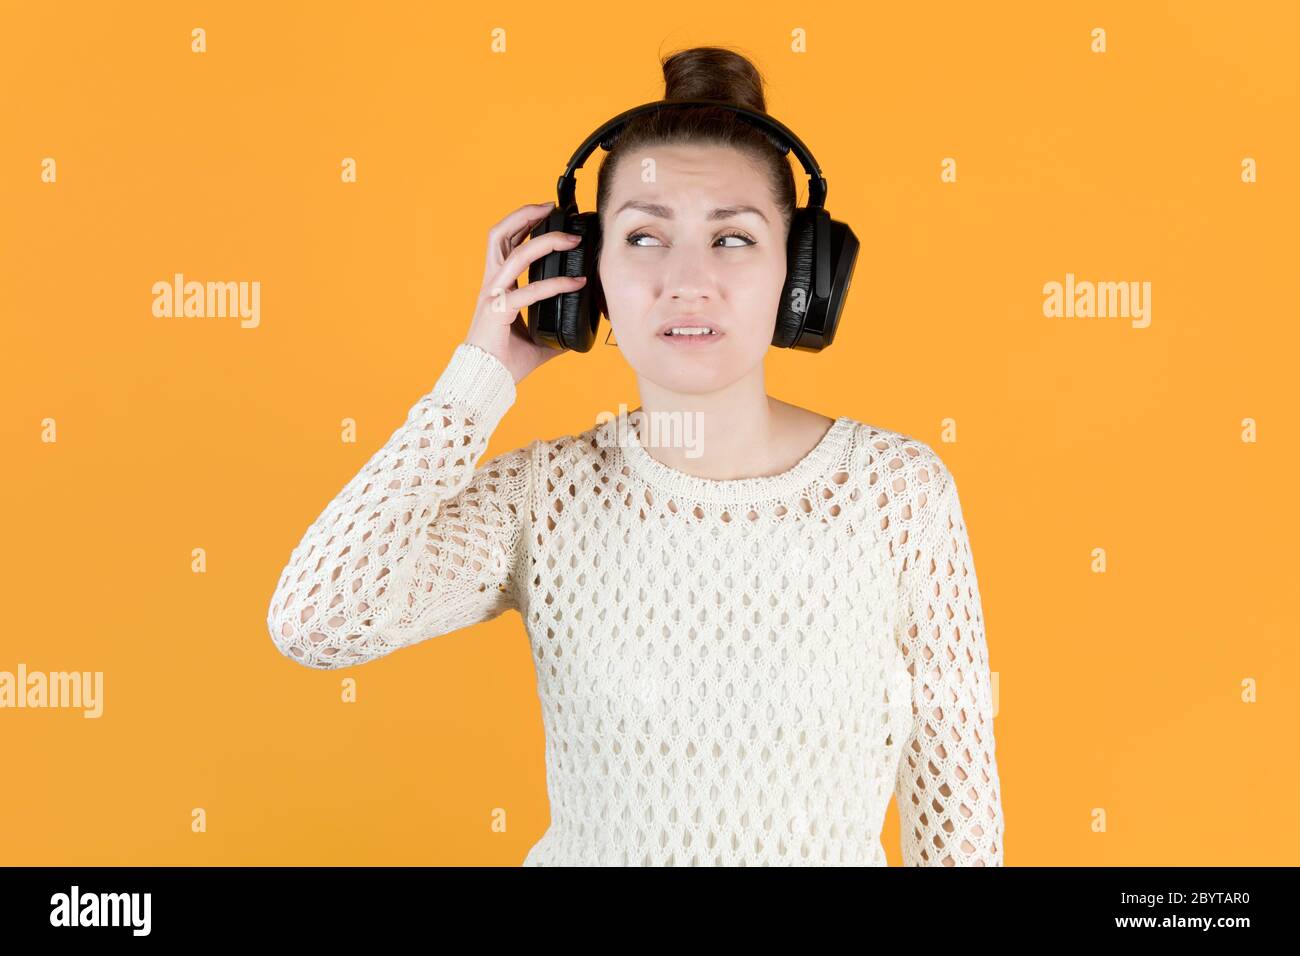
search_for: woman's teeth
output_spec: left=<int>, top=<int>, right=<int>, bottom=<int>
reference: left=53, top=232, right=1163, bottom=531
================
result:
left=665, top=327, right=717, bottom=335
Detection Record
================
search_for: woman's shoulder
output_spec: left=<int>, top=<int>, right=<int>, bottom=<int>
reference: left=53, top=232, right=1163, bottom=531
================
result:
left=771, top=400, right=950, bottom=479
left=508, top=414, right=626, bottom=474
left=841, top=416, right=959, bottom=500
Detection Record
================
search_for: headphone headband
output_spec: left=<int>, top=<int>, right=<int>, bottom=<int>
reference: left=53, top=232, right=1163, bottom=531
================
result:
left=554, top=98, right=828, bottom=211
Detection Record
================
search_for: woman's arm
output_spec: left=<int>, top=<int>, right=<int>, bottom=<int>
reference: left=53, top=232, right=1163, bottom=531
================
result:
left=266, top=342, right=531, bottom=669
left=892, top=458, right=1005, bottom=865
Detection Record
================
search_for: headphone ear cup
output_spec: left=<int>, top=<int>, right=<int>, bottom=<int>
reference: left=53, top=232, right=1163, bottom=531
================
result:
left=818, top=217, right=859, bottom=349
left=555, top=211, right=602, bottom=352
left=774, top=208, right=817, bottom=349
left=526, top=209, right=568, bottom=350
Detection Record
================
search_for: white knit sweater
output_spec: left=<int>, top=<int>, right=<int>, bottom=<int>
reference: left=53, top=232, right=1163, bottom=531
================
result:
left=267, top=343, right=1005, bottom=866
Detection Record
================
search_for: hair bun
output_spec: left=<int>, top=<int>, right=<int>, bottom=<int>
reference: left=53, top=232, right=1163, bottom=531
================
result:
left=662, top=46, right=766, bottom=114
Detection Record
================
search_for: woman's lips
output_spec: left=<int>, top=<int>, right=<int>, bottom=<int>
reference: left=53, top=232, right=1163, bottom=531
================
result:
left=656, top=317, right=723, bottom=336
left=659, top=329, right=725, bottom=346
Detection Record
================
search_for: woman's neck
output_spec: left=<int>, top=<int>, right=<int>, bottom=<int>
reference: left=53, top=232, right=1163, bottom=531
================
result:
left=628, top=392, right=837, bottom=483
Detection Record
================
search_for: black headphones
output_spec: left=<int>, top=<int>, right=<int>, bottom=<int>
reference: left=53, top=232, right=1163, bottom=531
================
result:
left=526, top=98, right=859, bottom=353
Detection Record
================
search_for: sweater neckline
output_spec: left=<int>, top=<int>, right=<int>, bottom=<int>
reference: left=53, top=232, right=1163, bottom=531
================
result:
left=611, top=409, right=856, bottom=503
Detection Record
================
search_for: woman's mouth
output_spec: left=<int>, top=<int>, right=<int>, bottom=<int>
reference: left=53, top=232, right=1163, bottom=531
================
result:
left=660, top=325, right=724, bottom=345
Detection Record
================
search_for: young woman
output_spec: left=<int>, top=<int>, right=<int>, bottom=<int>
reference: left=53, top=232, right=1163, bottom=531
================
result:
left=267, top=46, right=1005, bottom=867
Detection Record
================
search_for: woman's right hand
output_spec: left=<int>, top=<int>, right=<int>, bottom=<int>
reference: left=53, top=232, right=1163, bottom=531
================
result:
left=463, top=201, right=588, bottom=386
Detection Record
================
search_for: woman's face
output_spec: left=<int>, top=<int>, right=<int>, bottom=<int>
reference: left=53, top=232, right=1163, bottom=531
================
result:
left=598, top=143, right=788, bottom=395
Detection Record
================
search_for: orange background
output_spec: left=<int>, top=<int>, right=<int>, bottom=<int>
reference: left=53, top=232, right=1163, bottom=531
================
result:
left=2, top=0, right=1296, bottom=865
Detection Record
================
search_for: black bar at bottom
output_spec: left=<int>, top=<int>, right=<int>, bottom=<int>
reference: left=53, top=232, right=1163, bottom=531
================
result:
left=0, top=865, right=1283, bottom=941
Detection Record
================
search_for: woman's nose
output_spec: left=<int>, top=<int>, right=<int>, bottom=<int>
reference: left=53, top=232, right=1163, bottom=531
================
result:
left=664, top=249, right=715, bottom=300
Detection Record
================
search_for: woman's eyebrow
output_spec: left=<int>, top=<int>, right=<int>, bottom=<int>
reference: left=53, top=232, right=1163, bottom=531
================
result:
left=614, top=200, right=769, bottom=224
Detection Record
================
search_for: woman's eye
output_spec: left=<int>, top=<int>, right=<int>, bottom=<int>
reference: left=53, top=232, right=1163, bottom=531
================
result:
left=715, top=231, right=754, bottom=248
left=625, top=231, right=663, bottom=248
left=624, top=230, right=755, bottom=248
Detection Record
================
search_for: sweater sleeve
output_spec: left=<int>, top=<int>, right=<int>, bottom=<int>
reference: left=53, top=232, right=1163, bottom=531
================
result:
left=892, top=459, right=1005, bottom=866
left=266, top=343, right=532, bottom=670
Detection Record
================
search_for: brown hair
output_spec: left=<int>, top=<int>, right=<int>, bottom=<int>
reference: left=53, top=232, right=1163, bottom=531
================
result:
left=594, top=46, right=797, bottom=242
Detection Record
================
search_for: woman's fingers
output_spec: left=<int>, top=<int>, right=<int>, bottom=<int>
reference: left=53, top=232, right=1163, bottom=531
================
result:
left=487, top=229, right=583, bottom=299
left=486, top=274, right=587, bottom=317
left=506, top=216, right=538, bottom=250
left=488, top=202, right=555, bottom=259
left=466, top=202, right=586, bottom=382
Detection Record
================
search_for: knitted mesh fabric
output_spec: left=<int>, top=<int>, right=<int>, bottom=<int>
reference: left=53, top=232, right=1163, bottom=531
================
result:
left=268, top=343, right=1005, bottom=866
